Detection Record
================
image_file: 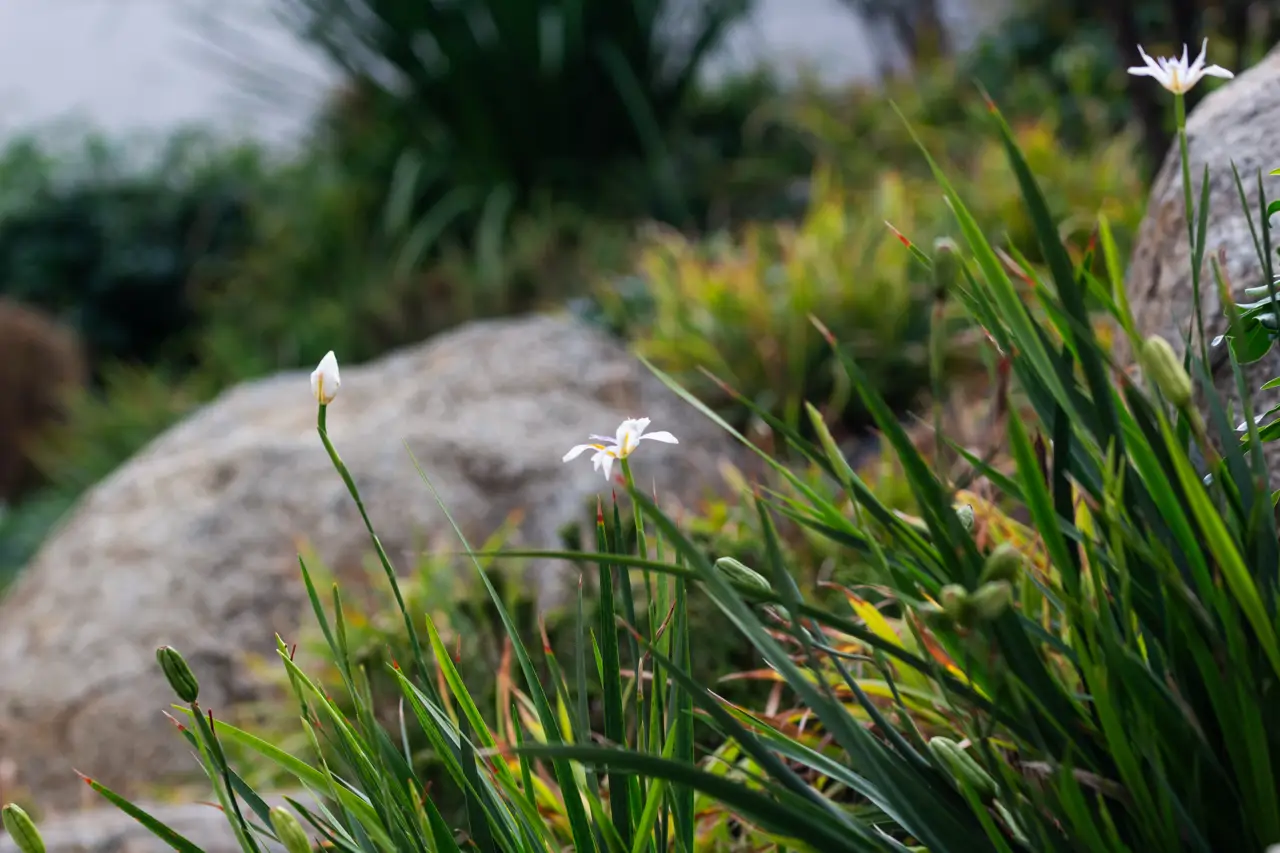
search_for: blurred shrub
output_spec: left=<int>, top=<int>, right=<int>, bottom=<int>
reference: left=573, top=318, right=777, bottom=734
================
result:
left=598, top=83, right=1146, bottom=434
left=288, top=0, right=757, bottom=239
left=0, top=491, right=74, bottom=593
left=0, top=299, right=88, bottom=508
left=0, top=129, right=266, bottom=375
left=598, top=166, right=967, bottom=435
left=193, top=183, right=637, bottom=384
left=962, top=116, right=1144, bottom=262
left=792, top=54, right=1127, bottom=190
left=27, top=364, right=202, bottom=495
left=611, top=69, right=817, bottom=229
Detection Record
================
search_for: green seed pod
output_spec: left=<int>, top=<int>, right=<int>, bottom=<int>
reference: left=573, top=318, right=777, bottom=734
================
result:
left=1139, top=335, right=1193, bottom=408
left=714, top=557, right=773, bottom=593
left=932, top=237, right=962, bottom=300
left=155, top=645, right=200, bottom=703
left=995, top=800, right=1030, bottom=846
left=927, top=737, right=997, bottom=801
left=938, top=584, right=969, bottom=620
left=270, top=807, right=312, bottom=853
left=1244, top=282, right=1280, bottom=301
left=979, top=542, right=1023, bottom=584
left=954, top=503, right=975, bottom=533
left=970, top=580, right=1014, bottom=621
left=2, top=804, right=45, bottom=853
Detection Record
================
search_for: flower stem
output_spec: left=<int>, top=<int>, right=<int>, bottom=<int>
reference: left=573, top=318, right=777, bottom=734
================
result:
left=620, top=458, right=648, bottom=565
left=1175, top=92, right=1209, bottom=373
left=316, top=403, right=432, bottom=686
left=619, top=456, right=656, bottom=749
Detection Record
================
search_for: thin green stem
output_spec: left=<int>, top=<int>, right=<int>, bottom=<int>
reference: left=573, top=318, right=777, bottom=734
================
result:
left=1176, top=92, right=1209, bottom=372
left=621, top=458, right=648, bottom=568
left=316, top=403, right=433, bottom=689
left=621, top=457, right=653, bottom=745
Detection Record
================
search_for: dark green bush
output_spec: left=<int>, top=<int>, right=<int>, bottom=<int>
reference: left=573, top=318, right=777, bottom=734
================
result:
left=0, top=131, right=265, bottom=376
left=290, top=0, right=760, bottom=236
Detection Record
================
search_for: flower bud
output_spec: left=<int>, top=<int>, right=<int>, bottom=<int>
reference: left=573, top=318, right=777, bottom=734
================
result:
left=1139, top=335, right=1192, bottom=408
left=932, top=237, right=962, bottom=300
left=939, top=584, right=969, bottom=619
left=714, top=557, right=773, bottom=593
left=970, top=580, right=1014, bottom=621
left=310, top=351, right=340, bottom=406
left=270, top=806, right=312, bottom=853
left=156, top=645, right=200, bottom=703
left=979, top=542, right=1023, bottom=585
left=927, top=737, right=997, bottom=801
left=2, top=804, right=45, bottom=853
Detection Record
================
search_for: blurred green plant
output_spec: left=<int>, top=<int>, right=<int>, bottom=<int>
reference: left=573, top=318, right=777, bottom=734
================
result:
left=194, top=188, right=637, bottom=386
left=0, top=299, right=87, bottom=507
left=597, top=165, right=976, bottom=437
left=599, top=103, right=1143, bottom=437
left=0, top=128, right=267, bottom=374
left=290, top=0, right=758, bottom=235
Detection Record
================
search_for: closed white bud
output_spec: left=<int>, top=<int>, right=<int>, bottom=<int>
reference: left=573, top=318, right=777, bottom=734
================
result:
left=310, top=351, right=340, bottom=405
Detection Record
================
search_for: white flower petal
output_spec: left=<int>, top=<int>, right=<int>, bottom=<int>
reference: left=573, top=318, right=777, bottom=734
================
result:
left=639, top=430, right=679, bottom=445
left=1238, top=414, right=1267, bottom=432
left=1186, top=39, right=1206, bottom=75
left=1129, top=40, right=1231, bottom=94
left=615, top=418, right=647, bottom=446
left=599, top=454, right=616, bottom=481
left=563, top=443, right=600, bottom=462
left=311, top=351, right=341, bottom=405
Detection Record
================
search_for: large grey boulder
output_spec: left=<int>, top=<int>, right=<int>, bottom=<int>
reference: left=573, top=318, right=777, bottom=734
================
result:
left=1127, top=44, right=1280, bottom=467
left=0, top=314, right=741, bottom=813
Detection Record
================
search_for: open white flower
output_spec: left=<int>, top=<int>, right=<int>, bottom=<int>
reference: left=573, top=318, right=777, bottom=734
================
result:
left=311, top=351, right=341, bottom=405
left=563, top=417, right=678, bottom=481
left=1127, top=38, right=1233, bottom=94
